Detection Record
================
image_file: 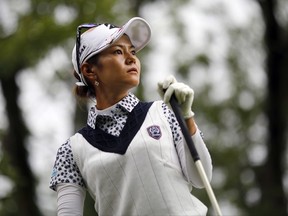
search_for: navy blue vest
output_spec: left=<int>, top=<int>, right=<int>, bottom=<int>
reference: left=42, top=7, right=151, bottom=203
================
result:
left=78, top=102, right=153, bottom=155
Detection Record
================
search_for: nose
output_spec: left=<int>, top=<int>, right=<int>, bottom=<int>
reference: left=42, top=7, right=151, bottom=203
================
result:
left=125, top=53, right=136, bottom=65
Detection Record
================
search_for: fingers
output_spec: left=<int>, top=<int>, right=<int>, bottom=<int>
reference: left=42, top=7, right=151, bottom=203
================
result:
left=161, top=75, right=177, bottom=89
left=157, top=75, right=177, bottom=91
left=166, top=83, right=194, bottom=104
left=158, top=75, right=193, bottom=103
left=163, top=83, right=174, bottom=103
left=158, top=75, right=194, bottom=102
left=158, top=75, right=195, bottom=119
left=157, top=75, right=177, bottom=99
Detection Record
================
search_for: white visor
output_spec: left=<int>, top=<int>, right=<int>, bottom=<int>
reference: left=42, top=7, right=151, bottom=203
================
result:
left=72, top=17, right=151, bottom=86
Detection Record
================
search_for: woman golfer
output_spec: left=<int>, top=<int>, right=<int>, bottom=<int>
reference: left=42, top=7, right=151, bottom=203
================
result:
left=50, top=17, right=213, bottom=216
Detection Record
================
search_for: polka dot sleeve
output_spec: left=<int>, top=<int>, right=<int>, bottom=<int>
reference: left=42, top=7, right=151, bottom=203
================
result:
left=161, top=102, right=182, bottom=143
left=49, top=139, right=85, bottom=191
left=161, top=102, right=204, bottom=141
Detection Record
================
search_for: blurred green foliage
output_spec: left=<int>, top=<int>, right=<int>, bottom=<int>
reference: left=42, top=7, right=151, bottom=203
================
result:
left=0, top=0, right=287, bottom=215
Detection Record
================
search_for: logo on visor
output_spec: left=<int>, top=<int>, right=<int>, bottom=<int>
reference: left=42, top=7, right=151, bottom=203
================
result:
left=147, top=125, right=162, bottom=140
left=103, top=23, right=118, bottom=29
left=79, top=45, right=87, bottom=57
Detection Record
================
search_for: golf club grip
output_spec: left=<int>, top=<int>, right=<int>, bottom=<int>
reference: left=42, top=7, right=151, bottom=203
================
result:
left=169, top=94, right=200, bottom=162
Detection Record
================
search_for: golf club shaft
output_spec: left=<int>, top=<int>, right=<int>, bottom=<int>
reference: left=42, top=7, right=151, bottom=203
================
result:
left=169, top=94, right=222, bottom=216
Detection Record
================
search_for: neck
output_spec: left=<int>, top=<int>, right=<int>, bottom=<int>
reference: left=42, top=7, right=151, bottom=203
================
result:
left=95, top=90, right=129, bottom=110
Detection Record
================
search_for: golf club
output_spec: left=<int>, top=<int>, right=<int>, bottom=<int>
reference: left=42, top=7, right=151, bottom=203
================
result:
left=169, top=94, right=222, bottom=216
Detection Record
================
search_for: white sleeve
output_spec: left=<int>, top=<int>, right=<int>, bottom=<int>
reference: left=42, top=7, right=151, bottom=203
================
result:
left=176, top=128, right=213, bottom=188
left=56, top=183, right=86, bottom=216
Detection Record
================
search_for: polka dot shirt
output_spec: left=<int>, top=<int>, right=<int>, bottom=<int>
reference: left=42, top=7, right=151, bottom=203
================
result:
left=49, top=93, right=196, bottom=191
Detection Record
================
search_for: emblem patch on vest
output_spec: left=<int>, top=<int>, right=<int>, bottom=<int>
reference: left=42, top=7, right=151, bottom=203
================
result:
left=147, top=125, right=162, bottom=140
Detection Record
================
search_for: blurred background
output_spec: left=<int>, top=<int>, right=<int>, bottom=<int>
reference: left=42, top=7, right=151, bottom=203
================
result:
left=0, top=0, right=287, bottom=215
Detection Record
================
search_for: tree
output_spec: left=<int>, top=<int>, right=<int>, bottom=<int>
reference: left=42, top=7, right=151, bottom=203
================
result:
left=255, top=0, right=288, bottom=214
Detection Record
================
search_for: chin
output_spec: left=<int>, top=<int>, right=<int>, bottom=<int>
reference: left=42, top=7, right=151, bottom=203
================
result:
left=131, top=75, right=140, bottom=84
left=128, top=80, right=140, bottom=89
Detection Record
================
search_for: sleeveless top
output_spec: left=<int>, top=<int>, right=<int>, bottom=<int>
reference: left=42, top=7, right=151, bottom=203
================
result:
left=70, top=101, right=207, bottom=216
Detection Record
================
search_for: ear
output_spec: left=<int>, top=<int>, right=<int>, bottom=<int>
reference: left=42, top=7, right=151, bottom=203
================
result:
left=81, top=62, right=96, bottom=83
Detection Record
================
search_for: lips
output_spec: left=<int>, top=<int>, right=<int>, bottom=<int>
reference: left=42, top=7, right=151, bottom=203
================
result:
left=127, top=67, right=138, bottom=73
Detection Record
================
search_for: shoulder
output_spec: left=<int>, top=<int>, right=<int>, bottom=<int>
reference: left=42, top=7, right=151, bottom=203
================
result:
left=56, top=139, right=72, bottom=157
left=50, top=139, right=85, bottom=190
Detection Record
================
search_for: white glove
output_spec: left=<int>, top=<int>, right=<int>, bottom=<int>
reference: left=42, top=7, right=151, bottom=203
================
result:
left=158, top=75, right=195, bottom=119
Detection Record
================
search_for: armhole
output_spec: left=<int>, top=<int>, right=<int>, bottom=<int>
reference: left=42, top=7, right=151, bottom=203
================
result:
left=70, top=133, right=82, bottom=171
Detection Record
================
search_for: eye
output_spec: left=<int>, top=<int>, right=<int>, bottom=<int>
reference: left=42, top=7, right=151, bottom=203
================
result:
left=114, top=49, right=123, bottom=55
left=131, top=50, right=136, bottom=55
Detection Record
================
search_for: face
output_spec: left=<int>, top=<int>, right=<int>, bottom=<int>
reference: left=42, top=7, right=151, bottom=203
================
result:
left=89, top=35, right=141, bottom=95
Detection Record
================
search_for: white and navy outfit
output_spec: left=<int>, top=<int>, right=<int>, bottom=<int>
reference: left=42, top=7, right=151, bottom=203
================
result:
left=50, top=93, right=213, bottom=216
